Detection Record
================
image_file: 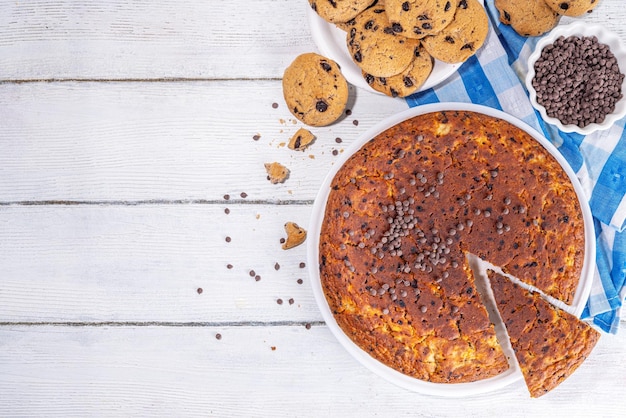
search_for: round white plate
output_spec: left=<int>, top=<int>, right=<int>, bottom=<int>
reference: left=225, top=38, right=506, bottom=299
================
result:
left=306, top=1, right=485, bottom=95
left=307, top=103, right=595, bottom=396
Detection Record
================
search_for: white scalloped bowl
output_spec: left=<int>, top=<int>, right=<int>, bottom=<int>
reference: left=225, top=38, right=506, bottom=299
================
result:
left=525, top=21, right=626, bottom=135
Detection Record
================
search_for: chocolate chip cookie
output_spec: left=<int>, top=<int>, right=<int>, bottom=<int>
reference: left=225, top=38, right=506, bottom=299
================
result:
left=346, top=5, right=420, bottom=77
left=282, top=53, right=349, bottom=127
left=385, top=0, right=457, bottom=39
left=421, top=0, right=489, bottom=64
left=362, top=43, right=434, bottom=97
left=543, top=0, right=599, bottom=17
left=309, top=0, right=375, bottom=23
left=495, top=0, right=561, bottom=37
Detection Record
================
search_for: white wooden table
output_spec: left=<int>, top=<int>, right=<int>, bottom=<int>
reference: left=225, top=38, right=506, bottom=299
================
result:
left=1, top=1, right=625, bottom=416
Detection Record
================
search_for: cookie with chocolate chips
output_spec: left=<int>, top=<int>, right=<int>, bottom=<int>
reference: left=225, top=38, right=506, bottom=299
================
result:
left=309, top=0, right=375, bottom=24
left=421, top=0, right=489, bottom=64
left=543, top=0, right=599, bottom=17
left=346, top=5, right=420, bottom=77
left=495, top=0, right=561, bottom=37
left=282, top=53, right=349, bottom=127
left=362, top=43, right=434, bottom=97
left=385, top=0, right=457, bottom=39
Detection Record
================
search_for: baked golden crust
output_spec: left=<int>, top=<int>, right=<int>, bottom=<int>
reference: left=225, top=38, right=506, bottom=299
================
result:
left=319, top=110, right=586, bottom=383
left=487, top=271, right=599, bottom=397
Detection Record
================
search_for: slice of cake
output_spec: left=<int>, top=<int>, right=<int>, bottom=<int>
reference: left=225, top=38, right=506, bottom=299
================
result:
left=487, top=270, right=600, bottom=397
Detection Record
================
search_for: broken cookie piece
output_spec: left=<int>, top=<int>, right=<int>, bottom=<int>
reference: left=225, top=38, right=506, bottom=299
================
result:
left=282, top=222, right=307, bottom=250
left=288, top=128, right=316, bottom=151
left=264, top=162, right=290, bottom=184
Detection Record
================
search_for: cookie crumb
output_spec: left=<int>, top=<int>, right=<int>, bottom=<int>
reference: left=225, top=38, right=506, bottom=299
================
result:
left=288, top=127, right=316, bottom=151
left=282, top=222, right=307, bottom=250
left=264, top=162, right=290, bottom=184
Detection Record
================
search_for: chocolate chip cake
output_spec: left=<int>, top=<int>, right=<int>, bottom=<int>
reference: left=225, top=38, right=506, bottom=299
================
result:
left=318, top=110, right=587, bottom=385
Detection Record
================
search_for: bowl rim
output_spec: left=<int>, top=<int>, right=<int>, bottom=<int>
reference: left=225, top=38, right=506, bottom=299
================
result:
left=525, top=21, right=626, bottom=135
left=307, top=102, right=596, bottom=396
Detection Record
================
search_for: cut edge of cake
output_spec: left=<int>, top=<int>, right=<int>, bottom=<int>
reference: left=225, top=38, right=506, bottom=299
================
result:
left=484, top=269, right=600, bottom=398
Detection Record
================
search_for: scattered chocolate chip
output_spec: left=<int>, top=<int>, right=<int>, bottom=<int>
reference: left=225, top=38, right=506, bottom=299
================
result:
left=225, top=236, right=231, bottom=243
left=353, top=120, right=359, bottom=126
left=240, top=192, right=248, bottom=198
left=288, top=298, right=295, bottom=305
left=197, top=288, right=203, bottom=294
left=299, top=262, right=306, bottom=268
left=332, top=149, right=339, bottom=156
left=277, top=298, right=283, bottom=305
left=215, top=333, right=222, bottom=340
left=345, top=109, right=352, bottom=116
left=227, top=264, right=233, bottom=269
left=223, top=194, right=230, bottom=200
left=305, top=323, right=311, bottom=329
left=272, top=103, right=278, bottom=109
left=255, top=275, right=261, bottom=281
left=253, top=134, right=261, bottom=141
left=224, top=208, right=230, bottom=214
left=297, top=279, right=304, bottom=284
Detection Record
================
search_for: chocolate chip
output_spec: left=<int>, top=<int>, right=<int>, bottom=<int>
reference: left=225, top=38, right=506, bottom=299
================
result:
left=316, top=100, right=328, bottom=112
left=299, top=262, right=306, bottom=268
left=402, top=2, right=410, bottom=11
left=392, top=23, right=403, bottom=33
left=197, top=288, right=203, bottom=294
left=215, top=333, right=222, bottom=340
left=320, top=61, right=332, bottom=72
left=560, top=2, right=569, bottom=10
left=272, top=103, right=278, bottom=109
left=253, top=134, right=260, bottom=141
left=445, top=1, right=451, bottom=12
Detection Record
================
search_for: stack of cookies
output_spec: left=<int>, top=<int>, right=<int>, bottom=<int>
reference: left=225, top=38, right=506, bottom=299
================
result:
left=495, top=0, right=600, bottom=37
left=309, top=0, right=490, bottom=97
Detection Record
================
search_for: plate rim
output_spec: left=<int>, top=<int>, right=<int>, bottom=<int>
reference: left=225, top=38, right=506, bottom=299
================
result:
left=307, top=102, right=596, bottom=396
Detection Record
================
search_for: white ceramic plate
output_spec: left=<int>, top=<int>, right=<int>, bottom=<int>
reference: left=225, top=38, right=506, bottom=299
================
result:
left=307, top=103, right=596, bottom=396
left=306, top=2, right=485, bottom=95
left=526, top=21, right=626, bottom=135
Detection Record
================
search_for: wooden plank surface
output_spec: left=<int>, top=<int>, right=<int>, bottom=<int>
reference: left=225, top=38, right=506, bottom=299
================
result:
left=0, top=0, right=623, bottom=80
left=0, top=325, right=624, bottom=417
left=0, top=204, right=321, bottom=323
left=0, top=81, right=406, bottom=202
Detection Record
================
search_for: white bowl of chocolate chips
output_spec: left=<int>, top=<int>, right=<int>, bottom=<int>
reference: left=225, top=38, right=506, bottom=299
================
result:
left=526, top=21, right=626, bottom=135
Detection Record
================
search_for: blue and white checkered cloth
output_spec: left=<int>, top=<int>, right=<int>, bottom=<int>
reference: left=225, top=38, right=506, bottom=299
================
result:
left=406, top=1, right=626, bottom=333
